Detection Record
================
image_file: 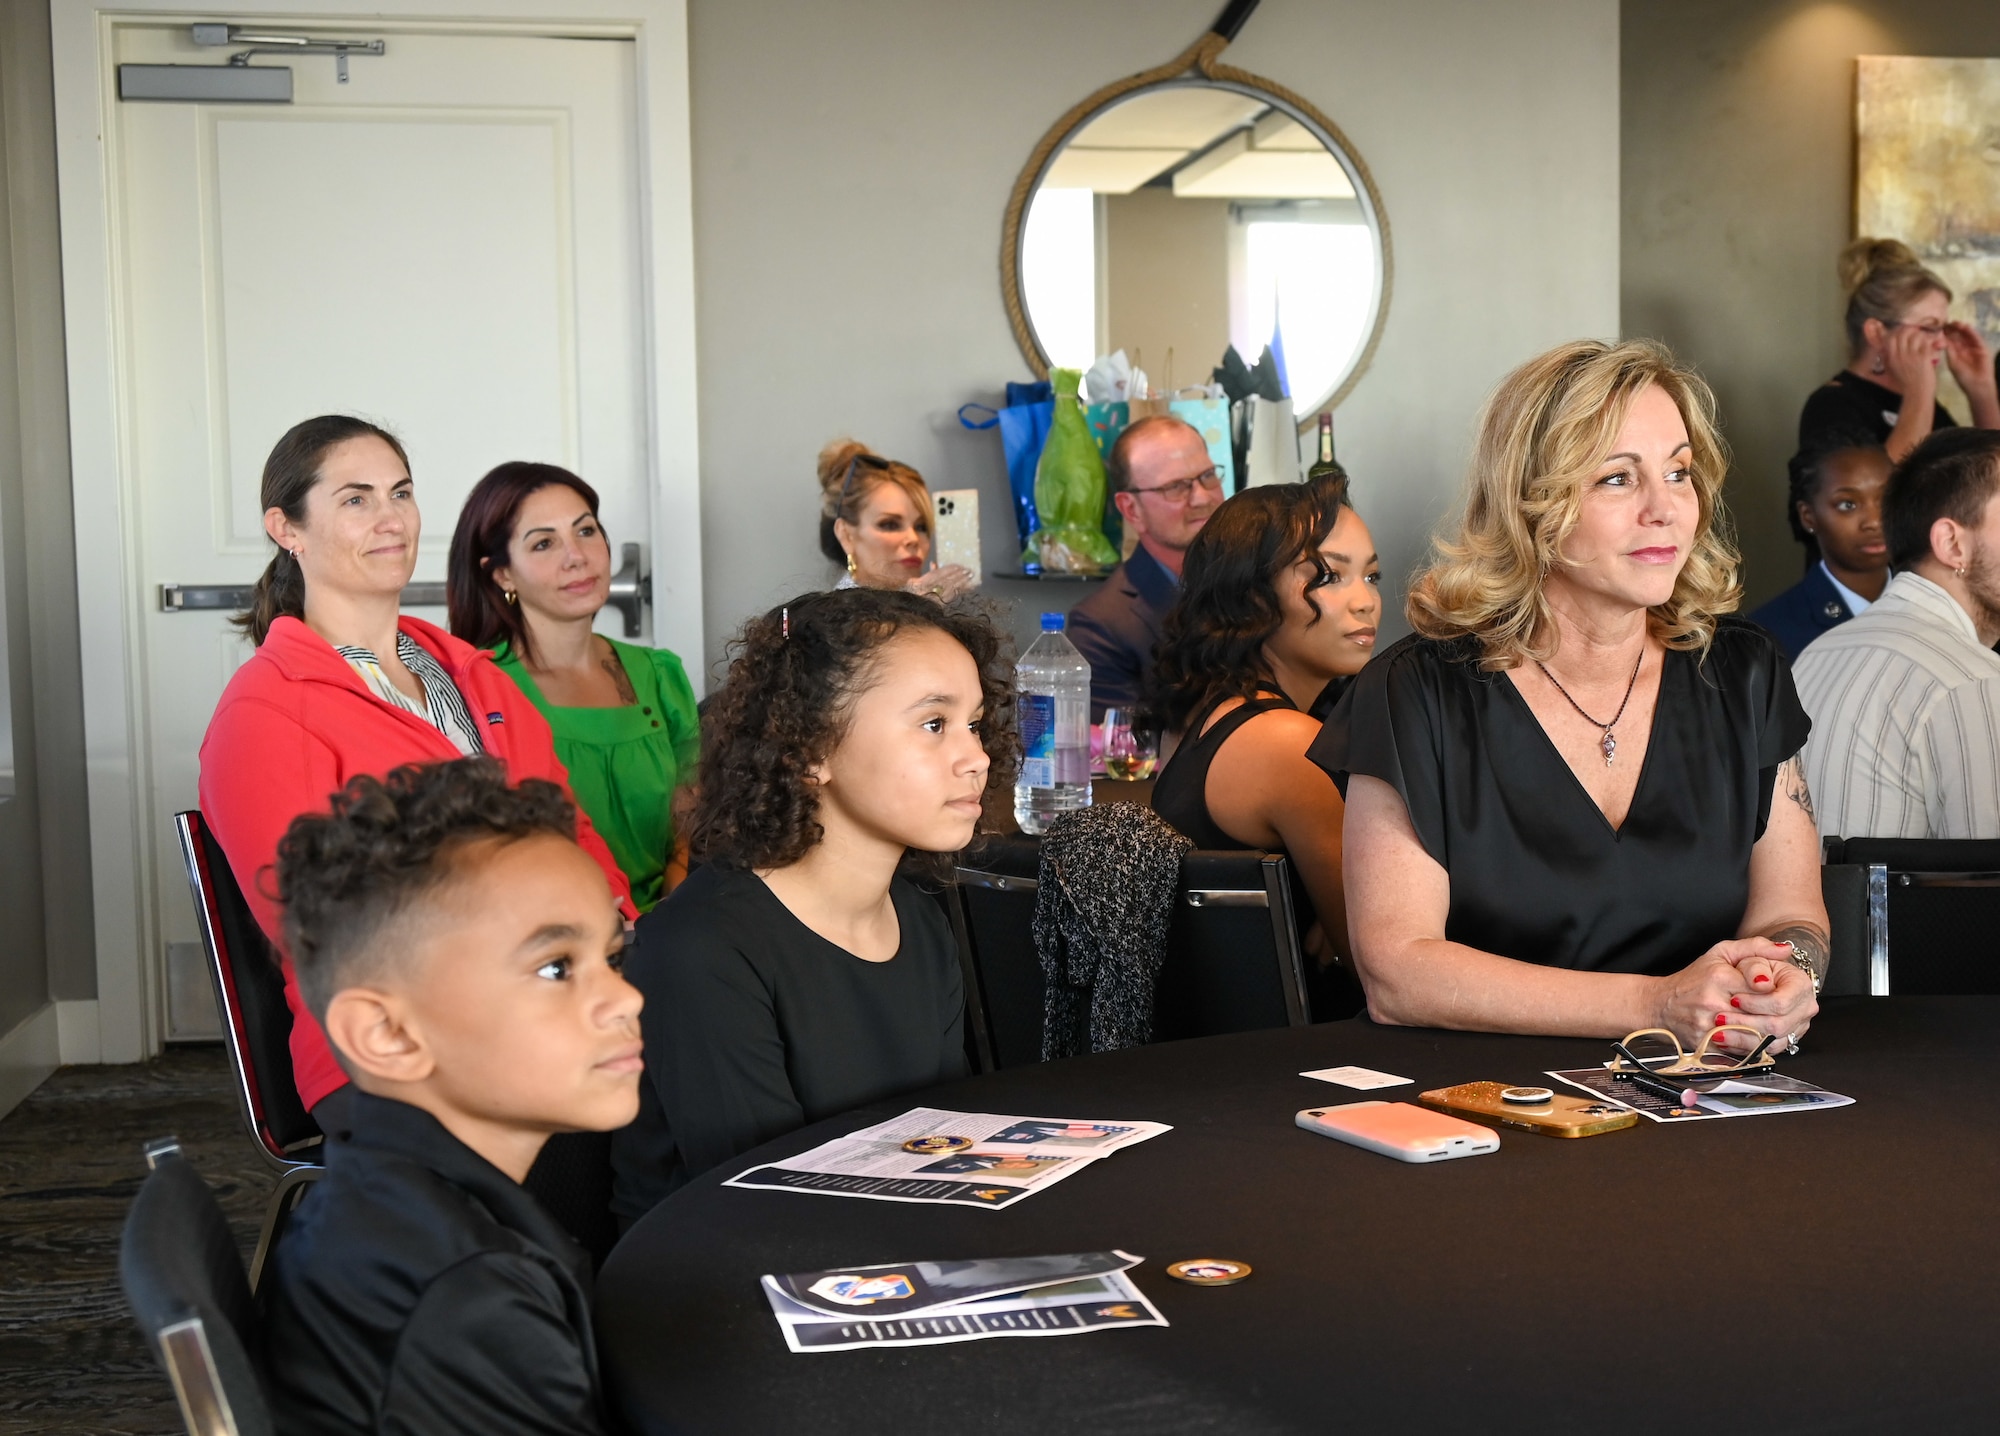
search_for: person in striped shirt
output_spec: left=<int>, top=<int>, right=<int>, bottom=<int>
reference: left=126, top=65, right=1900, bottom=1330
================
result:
left=1793, top=428, right=2000, bottom=839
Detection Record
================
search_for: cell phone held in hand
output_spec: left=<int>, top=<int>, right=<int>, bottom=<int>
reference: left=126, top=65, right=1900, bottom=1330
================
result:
left=932, top=489, right=980, bottom=577
left=1295, top=1102, right=1501, bottom=1163
left=1419, top=1082, right=1638, bottom=1138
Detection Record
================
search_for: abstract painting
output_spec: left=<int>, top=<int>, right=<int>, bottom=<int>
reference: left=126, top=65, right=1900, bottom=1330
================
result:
left=1857, top=56, right=2000, bottom=372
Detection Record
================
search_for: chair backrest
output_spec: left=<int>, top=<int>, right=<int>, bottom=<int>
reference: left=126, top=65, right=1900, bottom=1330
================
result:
left=952, top=839, right=1309, bottom=1066
left=174, top=811, right=321, bottom=1169
left=952, top=835, right=1046, bottom=1070
left=1823, top=837, right=2000, bottom=996
left=120, top=1138, right=275, bottom=1436
left=1153, top=851, right=1311, bottom=1038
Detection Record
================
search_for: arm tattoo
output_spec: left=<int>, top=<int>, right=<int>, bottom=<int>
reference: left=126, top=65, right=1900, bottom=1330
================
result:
left=1780, top=756, right=1816, bottom=825
left=1766, top=922, right=1830, bottom=984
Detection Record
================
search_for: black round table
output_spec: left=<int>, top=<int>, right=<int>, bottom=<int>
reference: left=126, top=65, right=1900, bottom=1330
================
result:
left=598, top=998, right=2000, bottom=1434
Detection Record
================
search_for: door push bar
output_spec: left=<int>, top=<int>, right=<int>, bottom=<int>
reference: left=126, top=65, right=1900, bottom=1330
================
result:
left=159, top=543, right=652, bottom=637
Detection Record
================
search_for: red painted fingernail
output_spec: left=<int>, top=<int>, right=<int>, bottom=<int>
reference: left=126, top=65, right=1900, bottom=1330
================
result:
left=1754, top=975, right=1771, bottom=984
left=1714, top=1013, right=1727, bottom=1025
left=1730, top=996, right=1742, bottom=1008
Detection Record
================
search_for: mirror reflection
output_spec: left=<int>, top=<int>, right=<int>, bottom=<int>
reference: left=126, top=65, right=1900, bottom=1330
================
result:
left=1020, top=82, right=1383, bottom=415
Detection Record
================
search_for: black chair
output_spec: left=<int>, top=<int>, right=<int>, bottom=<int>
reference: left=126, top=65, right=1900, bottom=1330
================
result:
left=1153, top=850, right=1311, bottom=1039
left=1823, top=837, right=2000, bottom=995
left=175, top=811, right=323, bottom=1290
left=120, top=1137, right=275, bottom=1436
left=951, top=838, right=1309, bottom=1066
left=950, top=835, right=1045, bottom=1070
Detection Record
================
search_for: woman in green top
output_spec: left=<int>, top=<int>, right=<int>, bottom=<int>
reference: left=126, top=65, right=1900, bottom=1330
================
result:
left=447, top=462, right=700, bottom=911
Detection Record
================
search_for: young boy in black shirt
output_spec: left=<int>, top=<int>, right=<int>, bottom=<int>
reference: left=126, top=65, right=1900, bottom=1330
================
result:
left=262, top=759, right=642, bottom=1435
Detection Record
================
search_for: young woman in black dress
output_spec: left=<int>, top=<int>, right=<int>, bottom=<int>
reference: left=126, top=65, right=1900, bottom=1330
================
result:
left=609, top=589, right=1018, bottom=1222
left=1148, top=473, right=1381, bottom=1017
left=1319, top=340, right=1827, bottom=1053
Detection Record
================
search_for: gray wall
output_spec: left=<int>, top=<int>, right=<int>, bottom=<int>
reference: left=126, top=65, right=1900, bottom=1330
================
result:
left=0, top=0, right=93, bottom=1021
left=1622, top=0, right=2000, bottom=610
left=685, top=0, right=1621, bottom=675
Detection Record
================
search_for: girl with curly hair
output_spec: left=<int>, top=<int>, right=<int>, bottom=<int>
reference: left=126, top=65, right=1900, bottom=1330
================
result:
left=609, top=588, right=1018, bottom=1222
left=1312, top=339, right=1828, bottom=1052
left=1147, top=473, right=1380, bottom=1017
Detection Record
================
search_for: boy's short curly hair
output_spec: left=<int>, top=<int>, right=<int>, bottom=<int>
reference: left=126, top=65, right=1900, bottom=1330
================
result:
left=275, top=759, right=577, bottom=1019
left=691, top=588, right=1020, bottom=873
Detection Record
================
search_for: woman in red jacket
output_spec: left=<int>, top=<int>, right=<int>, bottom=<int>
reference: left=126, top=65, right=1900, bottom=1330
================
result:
left=200, top=415, right=634, bottom=1120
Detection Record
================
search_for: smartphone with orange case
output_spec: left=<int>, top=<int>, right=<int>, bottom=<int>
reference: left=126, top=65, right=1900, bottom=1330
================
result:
left=1419, top=1081, right=1638, bottom=1137
left=1295, top=1101, right=1501, bottom=1163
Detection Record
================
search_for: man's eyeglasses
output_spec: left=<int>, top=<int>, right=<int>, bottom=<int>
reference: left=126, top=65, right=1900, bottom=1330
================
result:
left=1607, top=1026, right=1779, bottom=1082
left=1128, top=467, right=1224, bottom=505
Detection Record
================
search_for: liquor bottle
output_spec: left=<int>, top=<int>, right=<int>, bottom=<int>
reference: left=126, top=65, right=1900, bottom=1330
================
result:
left=1307, top=411, right=1339, bottom=479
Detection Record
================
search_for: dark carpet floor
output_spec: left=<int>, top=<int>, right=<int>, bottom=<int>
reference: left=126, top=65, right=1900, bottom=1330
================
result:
left=0, top=1046, right=270, bottom=1436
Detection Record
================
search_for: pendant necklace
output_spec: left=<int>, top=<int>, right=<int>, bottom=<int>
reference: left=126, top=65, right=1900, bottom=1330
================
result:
left=1535, top=648, right=1645, bottom=767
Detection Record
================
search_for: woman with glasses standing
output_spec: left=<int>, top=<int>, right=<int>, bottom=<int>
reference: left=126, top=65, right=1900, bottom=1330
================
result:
left=817, top=440, right=973, bottom=600
left=1798, top=238, right=2000, bottom=463
left=1069, top=415, right=1224, bottom=720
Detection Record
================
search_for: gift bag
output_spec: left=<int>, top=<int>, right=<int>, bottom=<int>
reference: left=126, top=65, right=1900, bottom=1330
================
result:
left=1243, top=396, right=1303, bottom=488
left=1026, top=368, right=1120, bottom=574
left=1169, top=393, right=1235, bottom=494
left=959, top=378, right=1052, bottom=549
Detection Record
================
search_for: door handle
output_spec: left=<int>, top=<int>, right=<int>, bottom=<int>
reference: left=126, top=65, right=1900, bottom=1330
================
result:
left=606, top=542, right=651, bottom=638
left=160, top=581, right=447, bottom=611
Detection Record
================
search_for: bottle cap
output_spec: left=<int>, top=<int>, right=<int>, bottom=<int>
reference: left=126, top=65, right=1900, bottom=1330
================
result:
left=1041, top=612, right=1066, bottom=631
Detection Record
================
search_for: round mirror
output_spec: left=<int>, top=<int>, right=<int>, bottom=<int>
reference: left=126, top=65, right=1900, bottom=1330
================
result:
left=1005, top=78, right=1390, bottom=420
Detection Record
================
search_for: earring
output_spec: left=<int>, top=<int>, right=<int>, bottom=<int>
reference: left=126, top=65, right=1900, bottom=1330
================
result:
left=845, top=551, right=857, bottom=577
left=1956, top=565, right=1968, bottom=579
left=1871, top=356, right=1887, bottom=375
left=503, top=588, right=518, bottom=605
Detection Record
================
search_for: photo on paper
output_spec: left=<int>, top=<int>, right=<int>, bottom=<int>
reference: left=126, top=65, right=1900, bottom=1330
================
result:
left=981, top=1120, right=1142, bottom=1149
left=917, top=1152, right=1072, bottom=1180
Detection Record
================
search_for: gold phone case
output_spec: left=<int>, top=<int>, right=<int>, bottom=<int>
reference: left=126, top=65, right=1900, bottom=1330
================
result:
left=1419, top=1081, right=1637, bottom=1138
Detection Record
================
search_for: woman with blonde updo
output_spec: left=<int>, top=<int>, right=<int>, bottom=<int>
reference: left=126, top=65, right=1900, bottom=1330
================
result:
left=816, top=439, right=974, bottom=600
left=1312, top=339, right=1827, bottom=1052
left=1799, top=238, right=2000, bottom=463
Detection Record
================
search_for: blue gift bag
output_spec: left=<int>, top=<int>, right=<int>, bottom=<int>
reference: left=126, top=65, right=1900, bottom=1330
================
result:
left=959, top=379, right=1053, bottom=551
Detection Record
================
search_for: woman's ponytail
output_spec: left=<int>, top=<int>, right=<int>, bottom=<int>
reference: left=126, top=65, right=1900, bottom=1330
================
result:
left=233, top=414, right=410, bottom=646
left=237, top=547, right=308, bottom=647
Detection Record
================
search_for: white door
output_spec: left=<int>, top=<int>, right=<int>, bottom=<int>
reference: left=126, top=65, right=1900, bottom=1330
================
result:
left=109, top=22, right=655, bottom=1038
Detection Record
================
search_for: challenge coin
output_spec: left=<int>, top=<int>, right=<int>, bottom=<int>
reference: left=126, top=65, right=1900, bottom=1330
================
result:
left=900, top=1134, right=974, bottom=1155
left=1166, top=1258, right=1252, bottom=1286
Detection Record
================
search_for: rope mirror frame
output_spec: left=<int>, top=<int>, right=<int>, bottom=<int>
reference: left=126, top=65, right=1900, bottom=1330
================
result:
left=999, top=25, right=1394, bottom=423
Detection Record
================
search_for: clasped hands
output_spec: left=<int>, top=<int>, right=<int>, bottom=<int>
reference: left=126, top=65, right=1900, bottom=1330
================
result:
left=1657, top=937, right=1819, bottom=1055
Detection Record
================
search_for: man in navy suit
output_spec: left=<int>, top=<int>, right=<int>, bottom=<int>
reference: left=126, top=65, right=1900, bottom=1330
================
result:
left=1750, top=438, right=1891, bottom=659
left=1068, top=416, right=1221, bottom=719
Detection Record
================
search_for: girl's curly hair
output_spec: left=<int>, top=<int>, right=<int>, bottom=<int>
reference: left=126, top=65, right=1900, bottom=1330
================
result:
left=1147, top=473, right=1350, bottom=735
left=691, top=588, right=1020, bottom=874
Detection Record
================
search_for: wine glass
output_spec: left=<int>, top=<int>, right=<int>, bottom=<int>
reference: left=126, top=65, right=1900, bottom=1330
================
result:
left=1100, top=708, right=1157, bottom=781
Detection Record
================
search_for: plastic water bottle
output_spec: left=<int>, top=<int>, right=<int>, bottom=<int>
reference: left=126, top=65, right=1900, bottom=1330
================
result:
left=1014, top=612, right=1093, bottom=835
